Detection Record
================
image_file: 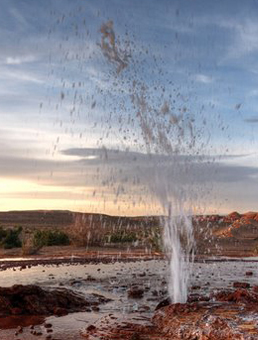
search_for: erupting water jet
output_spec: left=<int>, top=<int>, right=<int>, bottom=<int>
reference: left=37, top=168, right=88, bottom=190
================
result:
left=99, top=21, right=211, bottom=303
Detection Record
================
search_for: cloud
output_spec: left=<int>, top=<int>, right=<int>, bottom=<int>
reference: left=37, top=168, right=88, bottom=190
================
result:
left=0, top=146, right=257, bottom=215
left=1, top=146, right=257, bottom=216
left=0, top=191, right=86, bottom=200
left=0, top=69, right=44, bottom=84
left=0, top=147, right=256, bottom=188
left=61, top=147, right=258, bottom=186
left=9, top=7, right=28, bottom=29
left=214, top=17, right=258, bottom=62
left=194, top=74, right=213, bottom=84
left=5, top=55, right=37, bottom=65
left=1, top=0, right=258, bottom=214
left=244, top=117, right=258, bottom=123
left=247, top=89, right=258, bottom=97
left=62, top=147, right=251, bottom=162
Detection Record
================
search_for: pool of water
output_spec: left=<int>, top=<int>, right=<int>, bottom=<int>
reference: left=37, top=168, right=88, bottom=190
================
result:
left=0, top=258, right=257, bottom=339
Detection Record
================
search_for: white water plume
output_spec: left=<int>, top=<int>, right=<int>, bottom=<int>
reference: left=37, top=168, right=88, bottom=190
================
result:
left=98, top=21, right=209, bottom=303
left=163, top=204, right=194, bottom=302
left=49, top=13, right=217, bottom=303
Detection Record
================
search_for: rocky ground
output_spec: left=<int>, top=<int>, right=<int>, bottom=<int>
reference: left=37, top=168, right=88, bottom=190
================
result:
left=1, top=209, right=258, bottom=339
left=0, top=258, right=258, bottom=339
left=0, top=284, right=111, bottom=317
left=83, top=286, right=258, bottom=339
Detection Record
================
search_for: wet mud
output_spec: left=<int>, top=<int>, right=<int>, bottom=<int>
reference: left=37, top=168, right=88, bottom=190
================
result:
left=1, top=258, right=258, bottom=339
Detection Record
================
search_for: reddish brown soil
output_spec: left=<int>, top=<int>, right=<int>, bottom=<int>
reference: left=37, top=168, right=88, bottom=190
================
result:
left=83, top=289, right=258, bottom=340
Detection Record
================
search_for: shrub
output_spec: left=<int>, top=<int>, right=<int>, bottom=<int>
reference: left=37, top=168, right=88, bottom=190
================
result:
left=0, top=227, right=7, bottom=242
left=3, top=227, right=22, bottom=249
left=33, top=230, right=70, bottom=247
left=107, top=231, right=138, bottom=243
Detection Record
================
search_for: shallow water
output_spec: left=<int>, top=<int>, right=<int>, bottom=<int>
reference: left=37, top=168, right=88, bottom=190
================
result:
left=0, top=258, right=258, bottom=339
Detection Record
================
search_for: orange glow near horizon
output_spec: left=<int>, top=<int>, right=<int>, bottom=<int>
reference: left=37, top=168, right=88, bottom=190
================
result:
left=0, top=178, right=163, bottom=216
left=0, top=178, right=247, bottom=217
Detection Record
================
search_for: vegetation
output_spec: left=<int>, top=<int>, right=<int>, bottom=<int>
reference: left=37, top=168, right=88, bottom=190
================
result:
left=33, top=230, right=70, bottom=247
left=147, top=228, right=163, bottom=252
left=253, top=245, right=258, bottom=255
left=0, top=226, right=22, bottom=249
left=0, top=227, right=7, bottom=242
left=106, top=231, right=138, bottom=243
left=102, top=225, right=163, bottom=252
left=0, top=216, right=162, bottom=252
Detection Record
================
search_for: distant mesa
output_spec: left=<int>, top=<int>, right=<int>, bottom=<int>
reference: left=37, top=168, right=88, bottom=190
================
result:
left=223, top=211, right=258, bottom=223
left=228, top=211, right=241, bottom=219
left=243, top=211, right=258, bottom=221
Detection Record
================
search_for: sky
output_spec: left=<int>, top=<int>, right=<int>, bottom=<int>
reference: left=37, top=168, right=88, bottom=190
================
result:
left=1, top=0, right=258, bottom=216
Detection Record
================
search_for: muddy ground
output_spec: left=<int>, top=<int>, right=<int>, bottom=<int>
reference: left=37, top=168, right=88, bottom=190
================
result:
left=1, top=255, right=258, bottom=339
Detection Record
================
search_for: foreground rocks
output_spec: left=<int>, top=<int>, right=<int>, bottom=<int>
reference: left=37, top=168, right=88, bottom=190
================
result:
left=83, top=288, right=258, bottom=340
left=0, top=284, right=111, bottom=317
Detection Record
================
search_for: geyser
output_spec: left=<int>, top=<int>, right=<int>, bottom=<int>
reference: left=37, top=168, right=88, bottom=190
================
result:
left=99, top=21, right=210, bottom=302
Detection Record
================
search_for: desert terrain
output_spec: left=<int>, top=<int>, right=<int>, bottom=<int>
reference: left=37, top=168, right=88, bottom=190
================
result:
left=1, top=209, right=258, bottom=258
left=1, top=210, right=258, bottom=339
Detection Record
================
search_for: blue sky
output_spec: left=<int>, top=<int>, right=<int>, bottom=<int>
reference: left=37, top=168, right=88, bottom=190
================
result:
left=1, top=0, right=258, bottom=215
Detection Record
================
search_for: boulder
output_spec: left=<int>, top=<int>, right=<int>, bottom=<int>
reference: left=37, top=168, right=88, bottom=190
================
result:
left=127, top=286, right=144, bottom=299
left=0, top=284, right=111, bottom=316
left=233, top=282, right=250, bottom=289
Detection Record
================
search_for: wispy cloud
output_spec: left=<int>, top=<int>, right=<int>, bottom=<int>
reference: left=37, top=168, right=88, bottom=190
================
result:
left=0, top=69, right=44, bottom=84
left=0, top=147, right=256, bottom=186
left=247, top=89, right=258, bottom=98
left=5, top=55, right=37, bottom=65
left=194, top=74, right=213, bottom=84
left=215, top=18, right=258, bottom=62
left=244, top=117, right=258, bottom=123
left=9, top=7, right=28, bottom=29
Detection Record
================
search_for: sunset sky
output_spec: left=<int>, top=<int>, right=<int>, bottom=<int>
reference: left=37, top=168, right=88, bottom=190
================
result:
left=1, top=0, right=258, bottom=216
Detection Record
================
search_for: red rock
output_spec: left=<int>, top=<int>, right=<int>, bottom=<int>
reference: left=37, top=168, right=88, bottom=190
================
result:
left=228, top=211, right=241, bottom=220
left=245, top=271, right=253, bottom=276
left=191, top=285, right=201, bottom=290
left=187, top=294, right=210, bottom=303
left=130, top=333, right=141, bottom=340
left=11, top=307, right=23, bottom=315
left=53, top=307, right=68, bottom=316
left=243, top=211, right=257, bottom=219
left=0, top=284, right=111, bottom=316
left=87, top=324, right=97, bottom=332
left=17, top=326, right=23, bottom=333
left=127, top=286, right=144, bottom=299
left=35, top=331, right=43, bottom=336
left=214, top=288, right=257, bottom=303
left=44, top=323, right=52, bottom=328
left=139, top=272, right=146, bottom=277
left=155, top=297, right=171, bottom=310
left=86, top=289, right=258, bottom=339
left=233, top=281, right=250, bottom=289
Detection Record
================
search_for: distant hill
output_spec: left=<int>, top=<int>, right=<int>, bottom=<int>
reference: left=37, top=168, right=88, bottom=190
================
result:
left=0, top=210, right=161, bottom=248
left=0, top=210, right=74, bottom=228
left=1, top=210, right=258, bottom=256
left=0, top=210, right=159, bottom=228
left=193, top=211, right=258, bottom=256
